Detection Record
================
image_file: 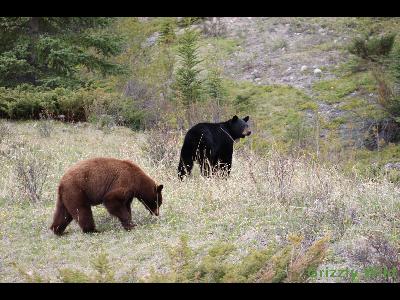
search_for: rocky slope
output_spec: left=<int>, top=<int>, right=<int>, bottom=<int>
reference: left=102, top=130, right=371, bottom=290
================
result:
left=213, top=17, right=399, bottom=152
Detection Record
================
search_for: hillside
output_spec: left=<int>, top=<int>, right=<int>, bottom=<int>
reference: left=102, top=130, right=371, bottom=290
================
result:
left=177, top=17, right=400, bottom=170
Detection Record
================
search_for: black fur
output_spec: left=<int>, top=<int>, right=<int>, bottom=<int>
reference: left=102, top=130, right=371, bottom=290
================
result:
left=178, top=116, right=251, bottom=179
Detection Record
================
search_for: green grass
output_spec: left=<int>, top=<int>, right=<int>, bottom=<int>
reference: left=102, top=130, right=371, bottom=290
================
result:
left=339, top=97, right=388, bottom=121
left=223, top=80, right=315, bottom=152
left=199, top=37, right=242, bottom=63
left=312, top=71, right=376, bottom=103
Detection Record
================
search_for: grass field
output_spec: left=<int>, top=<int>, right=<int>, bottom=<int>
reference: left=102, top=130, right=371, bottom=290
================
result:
left=0, top=119, right=399, bottom=282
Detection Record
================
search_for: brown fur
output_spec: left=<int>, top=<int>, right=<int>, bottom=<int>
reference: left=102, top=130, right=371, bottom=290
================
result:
left=50, top=157, right=163, bottom=235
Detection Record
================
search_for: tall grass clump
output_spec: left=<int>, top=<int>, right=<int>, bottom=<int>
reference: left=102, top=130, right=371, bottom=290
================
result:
left=10, top=145, right=49, bottom=203
left=141, top=129, right=181, bottom=169
left=0, top=120, right=11, bottom=144
left=36, top=112, right=55, bottom=138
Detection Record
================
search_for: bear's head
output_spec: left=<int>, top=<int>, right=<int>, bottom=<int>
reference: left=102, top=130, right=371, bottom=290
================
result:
left=229, top=115, right=251, bottom=140
left=140, top=184, right=163, bottom=216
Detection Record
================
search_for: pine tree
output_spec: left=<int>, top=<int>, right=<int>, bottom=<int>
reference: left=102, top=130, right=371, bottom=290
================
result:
left=175, top=29, right=203, bottom=106
left=173, top=29, right=203, bottom=126
left=0, top=17, right=124, bottom=88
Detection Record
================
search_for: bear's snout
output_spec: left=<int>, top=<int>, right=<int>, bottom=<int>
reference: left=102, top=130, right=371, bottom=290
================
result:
left=151, top=208, right=159, bottom=216
left=242, top=129, right=251, bottom=136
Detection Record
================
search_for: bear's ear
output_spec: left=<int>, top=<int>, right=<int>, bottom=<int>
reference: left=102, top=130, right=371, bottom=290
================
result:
left=243, top=116, right=249, bottom=122
left=232, top=115, right=239, bottom=122
left=157, top=185, right=164, bottom=193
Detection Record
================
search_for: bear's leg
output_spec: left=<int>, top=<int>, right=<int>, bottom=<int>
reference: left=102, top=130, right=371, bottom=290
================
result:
left=199, top=148, right=215, bottom=178
left=178, top=154, right=194, bottom=180
left=76, top=206, right=97, bottom=233
left=126, top=200, right=132, bottom=220
left=178, top=158, right=193, bottom=180
left=103, top=191, right=135, bottom=231
left=199, top=157, right=212, bottom=177
left=50, top=198, right=73, bottom=235
left=63, top=190, right=98, bottom=233
left=214, top=150, right=232, bottom=178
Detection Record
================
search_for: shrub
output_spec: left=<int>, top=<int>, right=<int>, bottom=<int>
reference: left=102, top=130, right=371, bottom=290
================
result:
left=0, top=119, right=11, bottom=144
left=348, top=33, right=396, bottom=62
left=345, top=32, right=400, bottom=120
left=141, top=129, right=180, bottom=168
left=159, top=18, right=177, bottom=45
left=0, top=85, right=145, bottom=130
left=11, top=262, right=49, bottom=283
left=349, top=233, right=400, bottom=283
left=11, top=145, right=49, bottom=203
left=178, top=17, right=205, bottom=28
left=58, top=269, right=91, bottom=283
left=205, top=67, right=227, bottom=122
left=202, top=18, right=227, bottom=37
left=90, top=251, right=116, bottom=283
left=59, top=251, right=115, bottom=283
left=36, top=112, right=54, bottom=138
left=144, top=234, right=330, bottom=283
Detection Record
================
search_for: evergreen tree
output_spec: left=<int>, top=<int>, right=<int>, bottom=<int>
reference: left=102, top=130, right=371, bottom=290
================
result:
left=0, top=17, right=124, bottom=88
left=206, top=68, right=225, bottom=102
left=159, top=18, right=176, bottom=45
left=174, top=29, right=203, bottom=108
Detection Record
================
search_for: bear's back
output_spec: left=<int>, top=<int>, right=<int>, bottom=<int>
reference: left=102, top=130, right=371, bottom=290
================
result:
left=60, top=157, right=148, bottom=203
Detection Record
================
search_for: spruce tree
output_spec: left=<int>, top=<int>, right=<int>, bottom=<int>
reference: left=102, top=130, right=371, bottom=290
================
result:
left=173, top=29, right=203, bottom=126
left=159, top=18, right=176, bottom=45
left=175, top=29, right=203, bottom=105
left=0, top=17, right=124, bottom=88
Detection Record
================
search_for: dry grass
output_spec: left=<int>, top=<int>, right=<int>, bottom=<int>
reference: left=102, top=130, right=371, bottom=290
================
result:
left=0, top=119, right=399, bottom=282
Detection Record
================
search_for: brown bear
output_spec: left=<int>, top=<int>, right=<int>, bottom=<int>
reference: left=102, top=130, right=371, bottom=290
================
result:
left=50, top=157, right=164, bottom=235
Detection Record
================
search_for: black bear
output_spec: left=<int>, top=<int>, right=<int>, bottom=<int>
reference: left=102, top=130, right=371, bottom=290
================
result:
left=178, top=115, right=251, bottom=179
left=50, top=157, right=164, bottom=235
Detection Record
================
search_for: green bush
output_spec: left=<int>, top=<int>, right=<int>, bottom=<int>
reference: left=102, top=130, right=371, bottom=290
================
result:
left=0, top=85, right=145, bottom=129
left=145, top=234, right=331, bottom=283
left=348, top=33, right=396, bottom=62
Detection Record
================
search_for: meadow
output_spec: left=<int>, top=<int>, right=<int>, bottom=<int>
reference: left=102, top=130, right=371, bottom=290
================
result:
left=0, top=119, right=399, bottom=283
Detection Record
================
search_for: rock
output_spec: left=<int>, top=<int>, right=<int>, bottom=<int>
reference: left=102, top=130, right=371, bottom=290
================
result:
left=300, top=65, right=308, bottom=72
left=251, top=69, right=260, bottom=79
left=286, top=67, right=292, bottom=72
left=384, top=163, right=400, bottom=171
left=254, top=78, right=261, bottom=82
left=145, top=32, right=160, bottom=47
left=314, top=68, right=322, bottom=76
